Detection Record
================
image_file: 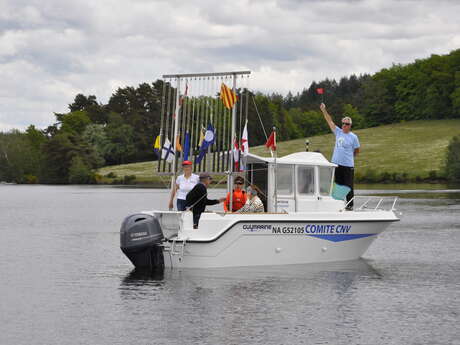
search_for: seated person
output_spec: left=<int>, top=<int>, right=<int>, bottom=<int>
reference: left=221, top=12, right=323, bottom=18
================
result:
left=238, top=185, right=264, bottom=213
left=223, top=176, right=247, bottom=212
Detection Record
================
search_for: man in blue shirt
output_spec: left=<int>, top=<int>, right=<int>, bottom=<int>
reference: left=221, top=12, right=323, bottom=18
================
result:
left=320, top=103, right=360, bottom=209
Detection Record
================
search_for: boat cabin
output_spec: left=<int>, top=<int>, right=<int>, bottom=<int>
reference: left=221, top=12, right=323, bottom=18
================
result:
left=245, top=151, right=343, bottom=212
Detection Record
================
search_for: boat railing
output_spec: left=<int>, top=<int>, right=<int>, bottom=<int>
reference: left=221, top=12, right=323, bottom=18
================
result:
left=343, top=196, right=398, bottom=212
left=153, top=211, right=182, bottom=239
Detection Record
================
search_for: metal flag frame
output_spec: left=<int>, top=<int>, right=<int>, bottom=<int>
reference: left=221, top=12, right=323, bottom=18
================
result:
left=158, top=70, right=251, bottom=200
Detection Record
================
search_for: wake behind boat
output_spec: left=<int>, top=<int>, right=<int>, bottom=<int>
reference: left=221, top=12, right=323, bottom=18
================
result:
left=120, top=71, right=400, bottom=269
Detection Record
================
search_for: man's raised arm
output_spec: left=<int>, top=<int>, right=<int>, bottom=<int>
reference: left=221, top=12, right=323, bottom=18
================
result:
left=320, top=103, right=336, bottom=133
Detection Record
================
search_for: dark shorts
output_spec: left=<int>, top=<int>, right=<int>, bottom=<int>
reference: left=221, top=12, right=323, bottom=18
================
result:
left=335, top=165, right=355, bottom=208
left=177, top=199, right=187, bottom=211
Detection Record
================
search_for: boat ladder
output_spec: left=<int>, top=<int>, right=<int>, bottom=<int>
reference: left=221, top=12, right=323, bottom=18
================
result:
left=163, top=237, right=187, bottom=264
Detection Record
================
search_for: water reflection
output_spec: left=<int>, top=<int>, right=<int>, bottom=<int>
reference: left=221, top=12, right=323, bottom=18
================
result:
left=117, top=259, right=387, bottom=344
left=118, top=259, right=383, bottom=301
left=122, top=268, right=165, bottom=283
left=120, top=259, right=380, bottom=286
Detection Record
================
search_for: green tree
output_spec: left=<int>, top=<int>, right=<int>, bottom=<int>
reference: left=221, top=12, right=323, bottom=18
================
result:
left=69, top=94, right=98, bottom=112
left=0, top=130, right=41, bottom=183
left=68, top=156, right=94, bottom=184
left=40, top=132, right=100, bottom=183
left=343, top=104, right=365, bottom=129
left=82, top=124, right=109, bottom=167
left=104, top=124, right=136, bottom=165
left=362, top=77, right=394, bottom=126
left=445, top=135, right=460, bottom=182
left=56, top=110, right=91, bottom=134
left=451, top=71, right=460, bottom=117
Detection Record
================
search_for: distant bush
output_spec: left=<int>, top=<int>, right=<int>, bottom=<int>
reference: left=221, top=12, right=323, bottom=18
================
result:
left=357, top=170, right=412, bottom=183
left=105, top=172, right=117, bottom=178
left=123, top=175, right=136, bottom=184
left=445, top=136, right=460, bottom=182
left=428, top=170, right=438, bottom=180
left=359, top=168, right=379, bottom=183
left=379, top=171, right=392, bottom=183
left=24, top=174, right=38, bottom=184
left=94, top=173, right=103, bottom=183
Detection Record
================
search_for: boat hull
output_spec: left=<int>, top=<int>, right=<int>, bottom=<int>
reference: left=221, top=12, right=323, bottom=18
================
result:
left=162, top=215, right=398, bottom=268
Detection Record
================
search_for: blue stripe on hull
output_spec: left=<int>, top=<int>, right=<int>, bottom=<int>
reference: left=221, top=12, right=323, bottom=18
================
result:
left=307, top=233, right=376, bottom=242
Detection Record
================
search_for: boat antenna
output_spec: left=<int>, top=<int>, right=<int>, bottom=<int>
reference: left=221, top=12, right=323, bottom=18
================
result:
left=273, top=126, right=278, bottom=213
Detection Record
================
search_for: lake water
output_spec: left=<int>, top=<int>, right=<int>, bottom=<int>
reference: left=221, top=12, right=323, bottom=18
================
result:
left=1, top=185, right=459, bottom=345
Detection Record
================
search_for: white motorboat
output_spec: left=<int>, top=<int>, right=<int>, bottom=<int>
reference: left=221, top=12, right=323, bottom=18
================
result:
left=120, top=71, right=399, bottom=269
left=120, top=151, right=400, bottom=269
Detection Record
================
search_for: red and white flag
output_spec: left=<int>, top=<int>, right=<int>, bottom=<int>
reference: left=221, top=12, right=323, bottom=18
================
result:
left=233, top=138, right=240, bottom=171
left=241, top=120, right=249, bottom=157
left=179, top=82, right=189, bottom=106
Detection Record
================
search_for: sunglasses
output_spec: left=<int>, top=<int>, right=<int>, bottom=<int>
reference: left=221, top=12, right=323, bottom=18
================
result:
left=235, top=182, right=243, bottom=185
left=342, top=122, right=351, bottom=126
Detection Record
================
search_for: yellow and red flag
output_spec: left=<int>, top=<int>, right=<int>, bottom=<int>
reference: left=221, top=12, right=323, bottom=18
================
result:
left=220, top=83, right=237, bottom=109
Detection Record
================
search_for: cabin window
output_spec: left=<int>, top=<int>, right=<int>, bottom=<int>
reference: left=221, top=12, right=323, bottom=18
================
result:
left=276, top=165, right=293, bottom=196
left=319, top=167, right=333, bottom=195
left=297, top=166, right=315, bottom=195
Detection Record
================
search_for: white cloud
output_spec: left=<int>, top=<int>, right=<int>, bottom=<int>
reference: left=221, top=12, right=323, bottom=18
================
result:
left=0, top=0, right=459, bottom=131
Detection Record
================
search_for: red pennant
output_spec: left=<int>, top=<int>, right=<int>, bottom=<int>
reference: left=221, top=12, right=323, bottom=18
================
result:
left=265, top=131, right=276, bottom=151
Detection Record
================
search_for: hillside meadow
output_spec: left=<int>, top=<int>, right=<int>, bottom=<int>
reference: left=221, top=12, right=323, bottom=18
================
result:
left=97, top=119, right=460, bottom=185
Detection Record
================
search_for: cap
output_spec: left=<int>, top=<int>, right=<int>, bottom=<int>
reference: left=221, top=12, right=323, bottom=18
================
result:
left=199, top=172, right=212, bottom=180
left=182, top=160, right=192, bottom=166
left=234, top=176, right=244, bottom=183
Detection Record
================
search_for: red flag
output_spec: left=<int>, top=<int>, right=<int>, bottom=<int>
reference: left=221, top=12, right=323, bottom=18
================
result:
left=265, top=131, right=276, bottom=151
left=316, top=88, right=324, bottom=95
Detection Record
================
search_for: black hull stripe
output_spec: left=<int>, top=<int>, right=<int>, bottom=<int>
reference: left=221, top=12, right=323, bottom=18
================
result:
left=167, top=218, right=400, bottom=244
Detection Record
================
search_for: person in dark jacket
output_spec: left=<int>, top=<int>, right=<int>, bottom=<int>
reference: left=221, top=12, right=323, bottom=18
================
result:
left=185, top=173, right=225, bottom=228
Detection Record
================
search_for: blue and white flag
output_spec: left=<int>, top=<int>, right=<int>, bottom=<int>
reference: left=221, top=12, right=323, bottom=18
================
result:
left=195, top=124, right=215, bottom=164
left=161, top=138, right=175, bottom=163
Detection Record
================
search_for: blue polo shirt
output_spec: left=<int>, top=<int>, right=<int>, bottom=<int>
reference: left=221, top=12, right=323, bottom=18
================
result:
left=331, top=126, right=360, bottom=167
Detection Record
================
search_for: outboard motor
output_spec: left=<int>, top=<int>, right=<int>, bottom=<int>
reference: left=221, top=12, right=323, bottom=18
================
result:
left=120, top=213, right=164, bottom=270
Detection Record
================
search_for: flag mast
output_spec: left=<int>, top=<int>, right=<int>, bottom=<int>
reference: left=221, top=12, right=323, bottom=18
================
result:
left=228, top=73, right=237, bottom=211
left=171, top=77, right=181, bottom=192
left=161, top=71, right=250, bottom=210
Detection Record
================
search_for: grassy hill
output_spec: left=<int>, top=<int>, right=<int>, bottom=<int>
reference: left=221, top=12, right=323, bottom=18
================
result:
left=97, top=119, right=460, bottom=185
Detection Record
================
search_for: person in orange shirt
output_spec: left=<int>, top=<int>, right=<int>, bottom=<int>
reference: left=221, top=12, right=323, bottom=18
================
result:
left=224, top=176, right=247, bottom=212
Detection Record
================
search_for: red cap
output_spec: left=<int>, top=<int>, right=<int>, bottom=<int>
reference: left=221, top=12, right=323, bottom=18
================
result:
left=182, top=160, right=192, bottom=166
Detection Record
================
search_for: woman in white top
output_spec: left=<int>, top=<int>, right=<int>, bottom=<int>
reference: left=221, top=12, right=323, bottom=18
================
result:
left=238, top=185, right=265, bottom=213
left=168, top=160, right=199, bottom=211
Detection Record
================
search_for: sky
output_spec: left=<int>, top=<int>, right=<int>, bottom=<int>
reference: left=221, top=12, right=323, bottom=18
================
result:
left=1, top=0, right=459, bottom=131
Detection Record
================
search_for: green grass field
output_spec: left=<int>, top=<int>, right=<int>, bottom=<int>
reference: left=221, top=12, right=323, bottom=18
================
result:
left=97, top=119, right=460, bottom=185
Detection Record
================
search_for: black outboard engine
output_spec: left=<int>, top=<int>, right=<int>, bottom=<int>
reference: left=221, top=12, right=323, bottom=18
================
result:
left=120, top=213, right=164, bottom=270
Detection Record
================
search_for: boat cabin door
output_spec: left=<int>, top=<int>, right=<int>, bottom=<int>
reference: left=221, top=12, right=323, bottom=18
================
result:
left=267, top=164, right=297, bottom=212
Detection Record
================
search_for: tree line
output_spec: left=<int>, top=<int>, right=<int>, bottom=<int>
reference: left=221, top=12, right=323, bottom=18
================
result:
left=1, top=49, right=460, bottom=184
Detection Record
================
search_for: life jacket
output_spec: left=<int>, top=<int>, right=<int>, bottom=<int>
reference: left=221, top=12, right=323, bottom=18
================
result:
left=224, top=189, right=247, bottom=212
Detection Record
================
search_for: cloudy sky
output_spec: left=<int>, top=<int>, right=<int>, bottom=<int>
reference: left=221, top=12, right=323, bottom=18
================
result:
left=1, top=0, right=459, bottom=131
